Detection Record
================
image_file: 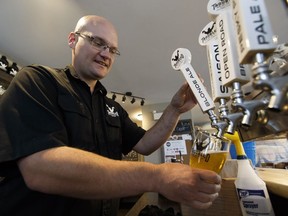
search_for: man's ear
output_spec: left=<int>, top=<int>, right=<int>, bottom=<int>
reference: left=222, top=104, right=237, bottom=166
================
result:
left=68, top=32, right=77, bottom=48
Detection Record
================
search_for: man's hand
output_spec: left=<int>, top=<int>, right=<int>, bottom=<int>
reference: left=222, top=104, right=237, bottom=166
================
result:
left=170, top=82, right=198, bottom=114
left=154, top=163, right=221, bottom=209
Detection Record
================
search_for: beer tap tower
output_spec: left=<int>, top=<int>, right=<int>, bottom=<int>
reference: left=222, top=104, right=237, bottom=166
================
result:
left=214, top=4, right=271, bottom=129
left=202, top=1, right=248, bottom=135
left=171, top=0, right=287, bottom=141
left=231, top=0, right=288, bottom=140
left=232, top=0, right=287, bottom=111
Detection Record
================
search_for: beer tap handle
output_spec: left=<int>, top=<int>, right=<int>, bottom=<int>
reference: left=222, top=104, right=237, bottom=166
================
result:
left=215, top=7, right=251, bottom=86
left=232, top=0, right=276, bottom=64
left=199, top=21, right=231, bottom=103
left=171, top=48, right=215, bottom=113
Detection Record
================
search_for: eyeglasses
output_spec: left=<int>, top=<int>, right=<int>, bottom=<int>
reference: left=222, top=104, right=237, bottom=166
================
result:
left=75, top=32, right=120, bottom=56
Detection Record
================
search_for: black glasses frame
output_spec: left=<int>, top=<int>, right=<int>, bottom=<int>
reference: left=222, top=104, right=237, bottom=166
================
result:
left=75, top=32, right=120, bottom=56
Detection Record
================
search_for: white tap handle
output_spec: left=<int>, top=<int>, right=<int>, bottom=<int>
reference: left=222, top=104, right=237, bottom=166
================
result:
left=171, top=48, right=215, bottom=113
left=199, top=21, right=231, bottom=102
left=207, top=0, right=231, bottom=20
left=232, top=0, right=276, bottom=64
left=206, top=39, right=231, bottom=101
left=216, top=8, right=251, bottom=86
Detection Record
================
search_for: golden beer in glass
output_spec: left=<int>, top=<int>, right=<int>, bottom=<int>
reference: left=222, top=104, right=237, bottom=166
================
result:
left=190, top=130, right=230, bottom=174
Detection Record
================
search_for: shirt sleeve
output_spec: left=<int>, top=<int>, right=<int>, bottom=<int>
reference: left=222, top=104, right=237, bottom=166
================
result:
left=0, top=66, right=68, bottom=163
left=119, top=107, right=146, bottom=155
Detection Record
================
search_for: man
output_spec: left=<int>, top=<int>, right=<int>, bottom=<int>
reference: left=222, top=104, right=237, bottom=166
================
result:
left=0, top=15, right=221, bottom=215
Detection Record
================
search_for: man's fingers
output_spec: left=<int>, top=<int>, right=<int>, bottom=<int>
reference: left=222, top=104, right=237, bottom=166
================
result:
left=199, top=170, right=222, bottom=184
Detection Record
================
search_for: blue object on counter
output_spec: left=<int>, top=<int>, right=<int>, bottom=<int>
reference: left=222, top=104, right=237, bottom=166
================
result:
left=230, top=141, right=256, bottom=166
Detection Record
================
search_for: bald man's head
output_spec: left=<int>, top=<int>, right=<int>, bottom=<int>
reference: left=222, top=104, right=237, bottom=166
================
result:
left=74, top=15, right=116, bottom=34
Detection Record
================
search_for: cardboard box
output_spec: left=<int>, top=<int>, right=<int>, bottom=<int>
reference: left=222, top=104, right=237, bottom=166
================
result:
left=181, top=179, right=242, bottom=216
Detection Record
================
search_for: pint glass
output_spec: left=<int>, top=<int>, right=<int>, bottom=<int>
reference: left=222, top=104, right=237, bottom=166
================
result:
left=190, top=130, right=231, bottom=174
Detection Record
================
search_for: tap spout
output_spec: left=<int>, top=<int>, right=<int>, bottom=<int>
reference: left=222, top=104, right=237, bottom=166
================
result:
left=252, top=53, right=288, bottom=111
left=207, top=110, right=228, bottom=138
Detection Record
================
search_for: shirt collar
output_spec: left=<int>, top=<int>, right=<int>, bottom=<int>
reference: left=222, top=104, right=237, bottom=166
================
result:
left=66, top=64, right=107, bottom=96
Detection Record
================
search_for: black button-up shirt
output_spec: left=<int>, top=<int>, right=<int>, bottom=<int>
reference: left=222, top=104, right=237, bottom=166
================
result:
left=0, top=64, right=146, bottom=215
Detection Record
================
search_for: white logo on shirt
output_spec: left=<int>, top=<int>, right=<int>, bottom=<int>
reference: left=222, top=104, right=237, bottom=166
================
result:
left=106, top=104, right=119, bottom=117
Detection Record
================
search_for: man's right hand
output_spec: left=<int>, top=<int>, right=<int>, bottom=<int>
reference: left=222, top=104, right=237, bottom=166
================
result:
left=153, top=163, right=221, bottom=209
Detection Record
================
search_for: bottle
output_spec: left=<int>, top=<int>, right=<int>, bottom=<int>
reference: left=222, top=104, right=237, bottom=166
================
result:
left=234, top=159, right=275, bottom=216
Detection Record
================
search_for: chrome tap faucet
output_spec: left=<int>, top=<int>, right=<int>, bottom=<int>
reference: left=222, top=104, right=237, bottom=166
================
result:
left=252, top=53, right=288, bottom=111
left=208, top=109, right=229, bottom=138
left=230, top=81, right=269, bottom=126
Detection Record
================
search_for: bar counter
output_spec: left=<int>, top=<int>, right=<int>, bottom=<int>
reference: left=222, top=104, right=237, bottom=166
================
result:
left=125, top=168, right=287, bottom=216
